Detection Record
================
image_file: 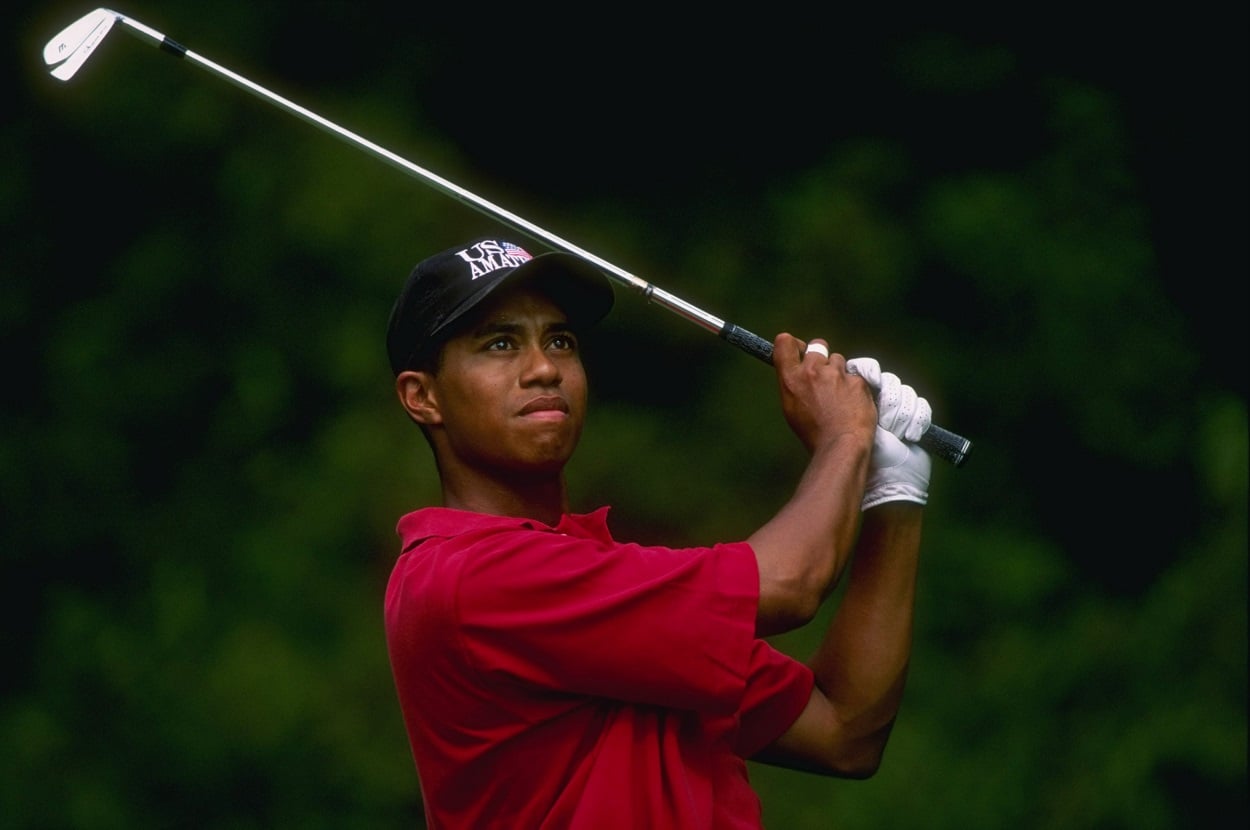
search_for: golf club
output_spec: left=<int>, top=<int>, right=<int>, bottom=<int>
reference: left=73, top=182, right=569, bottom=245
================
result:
left=42, top=7, right=972, bottom=467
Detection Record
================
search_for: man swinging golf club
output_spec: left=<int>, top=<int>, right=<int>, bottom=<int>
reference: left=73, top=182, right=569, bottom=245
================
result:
left=40, top=10, right=942, bottom=825
left=382, top=236, right=933, bottom=828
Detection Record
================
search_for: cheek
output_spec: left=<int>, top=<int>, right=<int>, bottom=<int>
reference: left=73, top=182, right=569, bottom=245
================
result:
left=564, top=369, right=589, bottom=419
left=440, top=375, right=505, bottom=424
left=564, top=357, right=588, bottom=394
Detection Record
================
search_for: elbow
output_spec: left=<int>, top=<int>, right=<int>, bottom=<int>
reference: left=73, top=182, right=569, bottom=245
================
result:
left=830, top=720, right=900, bottom=780
left=752, top=537, right=848, bottom=633
left=829, top=748, right=885, bottom=780
left=786, top=587, right=825, bottom=628
left=759, top=580, right=825, bottom=635
left=778, top=740, right=885, bottom=780
left=818, top=721, right=897, bottom=780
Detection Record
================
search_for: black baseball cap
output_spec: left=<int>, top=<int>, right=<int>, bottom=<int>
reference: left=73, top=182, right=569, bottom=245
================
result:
left=386, top=237, right=615, bottom=375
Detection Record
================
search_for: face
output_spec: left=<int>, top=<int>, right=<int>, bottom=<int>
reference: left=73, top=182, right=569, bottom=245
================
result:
left=399, top=283, right=589, bottom=478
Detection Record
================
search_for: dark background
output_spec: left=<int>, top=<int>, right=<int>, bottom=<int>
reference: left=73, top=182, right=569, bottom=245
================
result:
left=5, top=2, right=1246, bottom=828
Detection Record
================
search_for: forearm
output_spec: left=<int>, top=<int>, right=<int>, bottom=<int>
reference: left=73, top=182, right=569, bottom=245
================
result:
left=808, top=503, right=923, bottom=766
left=748, top=435, right=871, bottom=635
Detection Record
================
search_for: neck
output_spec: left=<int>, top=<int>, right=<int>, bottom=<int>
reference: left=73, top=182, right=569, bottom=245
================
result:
left=440, top=467, right=569, bottom=527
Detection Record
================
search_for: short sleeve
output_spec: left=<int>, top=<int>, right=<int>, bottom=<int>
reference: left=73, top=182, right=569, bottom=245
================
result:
left=733, top=640, right=814, bottom=758
left=455, top=530, right=762, bottom=716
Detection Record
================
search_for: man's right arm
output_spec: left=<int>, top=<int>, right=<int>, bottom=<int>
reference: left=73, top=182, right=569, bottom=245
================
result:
left=746, top=333, right=877, bottom=637
left=750, top=356, right=935, bottom=776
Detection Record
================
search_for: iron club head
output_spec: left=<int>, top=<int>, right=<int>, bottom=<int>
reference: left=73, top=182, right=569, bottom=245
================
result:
left=44, top=8, right=117, bottom=81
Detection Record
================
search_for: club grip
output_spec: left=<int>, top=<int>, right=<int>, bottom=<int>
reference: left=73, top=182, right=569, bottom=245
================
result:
left=722, top=324, right=776, bottom=363
left=720, top=323, right=971, bottom=467
left=917, top=424, right=971, bottom=467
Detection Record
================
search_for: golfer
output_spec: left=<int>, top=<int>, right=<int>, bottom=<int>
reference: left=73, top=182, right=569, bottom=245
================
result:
left=383, top=236, right=933, bottom=829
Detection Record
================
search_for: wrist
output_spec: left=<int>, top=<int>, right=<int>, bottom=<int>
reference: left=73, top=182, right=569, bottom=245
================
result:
left=862, top=485, right=927, bottom=511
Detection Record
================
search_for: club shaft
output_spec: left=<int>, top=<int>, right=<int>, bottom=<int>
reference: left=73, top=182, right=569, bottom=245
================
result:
left=107, top=12, right=971, bottom=468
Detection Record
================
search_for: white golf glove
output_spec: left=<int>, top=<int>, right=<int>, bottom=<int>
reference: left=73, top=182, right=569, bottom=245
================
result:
left=847, top=357, right=932, bottom=510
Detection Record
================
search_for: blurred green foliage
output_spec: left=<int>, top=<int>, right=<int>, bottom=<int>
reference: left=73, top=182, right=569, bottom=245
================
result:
left=5, top=2, right=1245, bottom=828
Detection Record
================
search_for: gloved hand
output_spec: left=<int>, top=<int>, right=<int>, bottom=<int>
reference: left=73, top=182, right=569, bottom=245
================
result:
left=861, top=428, right=931, bottom=509
left=847, top=357, right=932, bottom=509
left=845, top=357, right=931, bottom=442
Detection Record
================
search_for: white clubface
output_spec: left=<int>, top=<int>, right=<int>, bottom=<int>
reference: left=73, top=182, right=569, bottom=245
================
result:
left=44, top=8, right=116, bottom=81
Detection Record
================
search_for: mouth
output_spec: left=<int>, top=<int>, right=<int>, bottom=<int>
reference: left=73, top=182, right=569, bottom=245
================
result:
left=518, top=395, right=570, bottom=417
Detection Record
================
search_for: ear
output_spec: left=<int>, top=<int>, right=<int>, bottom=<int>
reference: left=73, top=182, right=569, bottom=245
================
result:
left=395, top=370, right=442, bottom=426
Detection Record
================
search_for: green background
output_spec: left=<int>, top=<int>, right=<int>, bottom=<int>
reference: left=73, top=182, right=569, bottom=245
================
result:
left=5, top=2, right=1245, bottom=828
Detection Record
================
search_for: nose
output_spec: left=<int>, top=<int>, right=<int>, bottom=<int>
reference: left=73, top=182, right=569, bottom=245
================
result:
left=519, top=344, right=561, bottom=385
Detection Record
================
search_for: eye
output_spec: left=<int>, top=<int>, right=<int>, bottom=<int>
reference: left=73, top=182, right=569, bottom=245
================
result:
left=549, top=332, right=578, bottom=351
left=485, top=336, right=515, bottom=351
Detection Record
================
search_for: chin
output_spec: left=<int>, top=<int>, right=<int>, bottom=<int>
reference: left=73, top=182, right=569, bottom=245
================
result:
left=522, top=443, right=577, bottom=472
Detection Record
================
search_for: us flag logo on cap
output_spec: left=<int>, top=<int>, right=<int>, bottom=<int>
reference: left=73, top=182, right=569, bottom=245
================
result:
left=501, top=242, right=532, bottom=262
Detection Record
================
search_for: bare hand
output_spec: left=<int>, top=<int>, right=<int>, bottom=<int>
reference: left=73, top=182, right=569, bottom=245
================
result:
left=772, top=333, right=877, bottom=455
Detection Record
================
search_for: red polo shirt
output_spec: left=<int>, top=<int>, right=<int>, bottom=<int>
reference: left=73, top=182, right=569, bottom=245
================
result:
left=384, top=506, right=814, bottom=829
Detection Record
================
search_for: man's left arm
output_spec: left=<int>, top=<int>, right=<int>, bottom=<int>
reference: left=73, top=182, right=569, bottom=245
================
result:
left=754, top=503, right=922, bottom=777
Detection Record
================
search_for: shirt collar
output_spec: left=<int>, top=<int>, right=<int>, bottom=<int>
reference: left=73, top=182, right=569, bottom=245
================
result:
left=396, top=505, right=614, bottom=551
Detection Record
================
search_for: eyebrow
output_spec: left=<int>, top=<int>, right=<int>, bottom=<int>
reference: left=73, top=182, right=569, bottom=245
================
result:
left=467, top=318, right=574, bottom=339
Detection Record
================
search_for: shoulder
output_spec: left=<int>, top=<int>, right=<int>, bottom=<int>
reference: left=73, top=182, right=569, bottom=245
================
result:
left=395, top=505, right=759, bottom=601
left=396, top=507, right=540, bottom=550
